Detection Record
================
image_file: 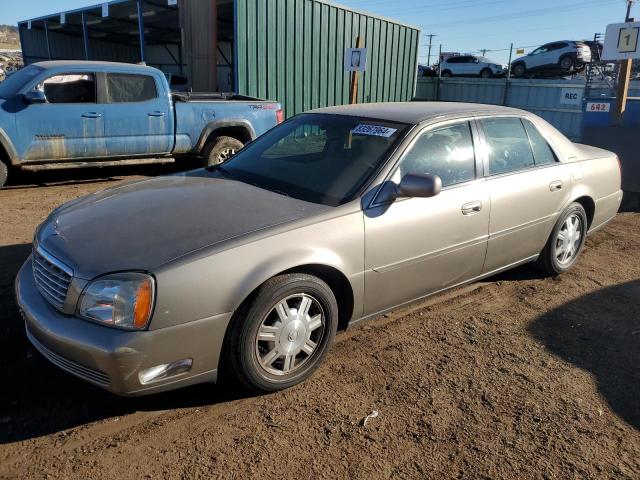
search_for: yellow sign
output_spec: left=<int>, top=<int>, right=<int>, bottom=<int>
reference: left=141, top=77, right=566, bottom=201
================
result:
left=516, top=48, right=525, bottom=55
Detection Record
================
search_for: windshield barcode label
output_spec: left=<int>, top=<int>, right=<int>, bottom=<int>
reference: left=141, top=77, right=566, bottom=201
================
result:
left=351, top=124, right=397, bottom=137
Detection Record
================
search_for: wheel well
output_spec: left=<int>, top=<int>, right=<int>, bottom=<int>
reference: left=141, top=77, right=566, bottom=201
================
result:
left=205, top=126, right=252, bottom=147
left=574, top=196, right=595, bottom=228
left=0, top=142, right=10, bottom=167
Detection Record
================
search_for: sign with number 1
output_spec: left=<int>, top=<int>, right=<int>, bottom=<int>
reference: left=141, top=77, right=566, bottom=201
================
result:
left=603, top=22, right=640, bottom=60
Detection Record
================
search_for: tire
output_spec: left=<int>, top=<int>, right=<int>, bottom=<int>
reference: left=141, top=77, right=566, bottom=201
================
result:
left=202, top=136, right=244, bottom=167
left=480, top=68, right=492, bottom=79
left=0, top=159, right=7, bottom=189
left=223, top=273, right=339, bottom=392
left=536, top=202, right=588, bottom=276
left=441, top=70, right=452, bottom=77
left=512, top=63, right=526, bottom=77
left=559, top=55, right=574, bottom=71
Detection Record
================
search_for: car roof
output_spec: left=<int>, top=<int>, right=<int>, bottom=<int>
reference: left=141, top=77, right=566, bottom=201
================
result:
left=32, top=60, right=156, bottom=73
left=311, top=102, right=525, bottom=125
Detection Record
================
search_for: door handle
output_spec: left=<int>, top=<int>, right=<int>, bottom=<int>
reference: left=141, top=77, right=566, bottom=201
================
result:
left=549, top=180, right=563, bottom=191
left=81, top=112, right=102, bottom=118
left=461, top=201, right=482, bottom=215
left=148, top=111, right=166, bottom=117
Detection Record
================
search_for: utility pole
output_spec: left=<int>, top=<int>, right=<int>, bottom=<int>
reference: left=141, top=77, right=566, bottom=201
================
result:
left=425, top=34, right=437, bottom=66
left=616, top=0, right=635, bottom=123
left=480, top=48, right=487, bottom=56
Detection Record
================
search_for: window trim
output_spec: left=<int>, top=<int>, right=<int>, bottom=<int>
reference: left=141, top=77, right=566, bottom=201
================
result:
left=104, top=72, right=159, bottom=104
left=474, top=115, right=562, bottom=179
left=39, top=71, right=98, bottom=105
left=368, top=117, right=484, bottom=208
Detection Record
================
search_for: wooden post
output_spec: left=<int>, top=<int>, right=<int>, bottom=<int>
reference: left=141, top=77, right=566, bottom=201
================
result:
left=349, top=36, right=364, bottom=104
left=616, top=59, right=632, bottom=123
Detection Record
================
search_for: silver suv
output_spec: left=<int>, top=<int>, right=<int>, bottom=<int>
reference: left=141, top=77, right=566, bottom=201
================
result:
left=440, top=55, right=508, bottom=78
left=511, top=41, right=592, bottom=77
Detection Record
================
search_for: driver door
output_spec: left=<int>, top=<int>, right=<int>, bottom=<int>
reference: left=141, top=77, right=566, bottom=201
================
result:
left=363, top=120, right=490, bottom=315
left=16, top=72, right=106, bottom=161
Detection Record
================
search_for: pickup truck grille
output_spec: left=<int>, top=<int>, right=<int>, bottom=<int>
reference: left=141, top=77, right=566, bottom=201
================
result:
left=32, top=247, right=73, bottom=310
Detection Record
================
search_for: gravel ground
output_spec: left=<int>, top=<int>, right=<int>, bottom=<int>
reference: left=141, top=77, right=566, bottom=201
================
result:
left=0, top=168, right=638, bottom=479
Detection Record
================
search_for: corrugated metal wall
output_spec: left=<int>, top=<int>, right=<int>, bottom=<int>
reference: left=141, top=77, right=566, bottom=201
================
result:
left=235, top=0, right=420, bottom=117
left=414, top=77, right=598, bottom=140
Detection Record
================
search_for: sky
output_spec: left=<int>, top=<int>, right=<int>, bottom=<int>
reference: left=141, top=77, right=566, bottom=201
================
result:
left=0, top=0, right=634, bottom=64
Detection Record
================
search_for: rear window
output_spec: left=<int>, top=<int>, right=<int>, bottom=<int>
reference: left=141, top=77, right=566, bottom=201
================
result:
left=106, top=73, right=157, bottom=103
left=482, top=117, right=535, bottom=175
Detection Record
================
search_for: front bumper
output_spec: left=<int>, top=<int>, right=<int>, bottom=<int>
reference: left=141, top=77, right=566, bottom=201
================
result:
left=15, top=257, right=233, bottom=396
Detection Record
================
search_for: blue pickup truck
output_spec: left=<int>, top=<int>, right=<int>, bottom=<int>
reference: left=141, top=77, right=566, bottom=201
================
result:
left=0, top=61, right=283, bottom=187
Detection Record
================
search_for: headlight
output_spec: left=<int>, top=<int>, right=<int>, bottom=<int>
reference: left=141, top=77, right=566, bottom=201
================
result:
left=78, top=272, right=155, bottom=330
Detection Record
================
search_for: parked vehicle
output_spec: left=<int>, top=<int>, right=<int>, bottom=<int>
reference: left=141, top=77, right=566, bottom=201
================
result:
left=16, top=102, right=622, bottom=395
left=418, top=64, right=438, bottom=77
left=440, top=55, right=508, bottom=78
left=0, top=61, right=283, bottom=188
left=511, top=41, right=592, bottom=77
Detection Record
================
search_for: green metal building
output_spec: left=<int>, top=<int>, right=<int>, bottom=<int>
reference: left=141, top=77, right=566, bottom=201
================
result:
left=19, top=0, right=420, bottom=116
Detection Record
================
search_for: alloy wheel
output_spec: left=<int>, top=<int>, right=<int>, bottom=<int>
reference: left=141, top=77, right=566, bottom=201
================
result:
left=555, top=213, right=583, bottom=265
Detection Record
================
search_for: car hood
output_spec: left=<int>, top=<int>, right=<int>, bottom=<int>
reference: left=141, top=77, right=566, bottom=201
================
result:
left=36, top=170, right=330, bottom=279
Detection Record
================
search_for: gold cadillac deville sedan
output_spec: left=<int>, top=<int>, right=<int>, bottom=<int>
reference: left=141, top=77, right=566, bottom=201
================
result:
left=16, top=102, right=623, bottom=395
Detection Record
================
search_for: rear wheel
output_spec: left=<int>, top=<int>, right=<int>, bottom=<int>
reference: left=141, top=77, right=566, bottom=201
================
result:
left=203, top=136, right=244, bottom=167
left=441, top=70, right=452, bottom=77
left=536, top=202, right=587, bottom=275
left=559, top=55, right=574, bottom=71
left=512, top=63, right=526, bottom=77
left=480, top=68, right=492, bottom=78
left=223, top=274, right=338, bottom=392
left=0, top=159, right=7, bottom=189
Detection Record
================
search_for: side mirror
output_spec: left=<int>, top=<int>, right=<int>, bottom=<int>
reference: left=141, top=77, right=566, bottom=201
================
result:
left=396, top=174, right=442, bottom=199
left=23, top=89, right=47, bottom=104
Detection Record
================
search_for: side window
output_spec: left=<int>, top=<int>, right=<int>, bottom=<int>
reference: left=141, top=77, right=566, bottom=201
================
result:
left=523, top=119, right=557, bottom=166
left=106, top=74, right=157, bottom=103
left=396, top=122, right=476, bottom=188
left=43, top=73, right=96, bottom=104
left=481, top=117, right=535, bottom=175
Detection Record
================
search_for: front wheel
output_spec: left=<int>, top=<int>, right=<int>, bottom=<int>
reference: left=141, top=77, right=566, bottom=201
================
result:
left=203, top=136, right=244, bottom=167
left=559, top=55, right=574, bottom=71
left=223, top=274, right=338, bottom=392
left=0, top=159, right=7, bottom=189
left=512, top=63, right=526, bottom=77
left=441, top=70, right=452, bottom=77
left=480, top=68, right=492, bottom=78
left=536, top=202, right=587, bottom=275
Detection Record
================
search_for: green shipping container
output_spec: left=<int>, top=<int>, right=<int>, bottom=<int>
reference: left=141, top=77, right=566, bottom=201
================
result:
left=234, top=0, right=421, bottom=117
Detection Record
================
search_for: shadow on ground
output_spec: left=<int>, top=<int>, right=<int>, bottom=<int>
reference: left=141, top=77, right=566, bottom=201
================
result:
left=528, top=279, right=640, bottom=430
left=0, top=243, right=249, bottom=444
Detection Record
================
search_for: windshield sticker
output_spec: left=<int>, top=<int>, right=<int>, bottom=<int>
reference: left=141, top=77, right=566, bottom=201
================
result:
left=351, top=124, right=398, bottom=137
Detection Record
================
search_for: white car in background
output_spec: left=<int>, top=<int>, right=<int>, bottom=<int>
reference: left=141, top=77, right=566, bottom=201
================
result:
left=511, top=41, right=592, bottom=77
left=439, top=55, right=508, bottom=78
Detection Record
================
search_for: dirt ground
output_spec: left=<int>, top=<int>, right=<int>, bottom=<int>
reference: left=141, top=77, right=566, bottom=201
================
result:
left=0, top=167, right=639, bottom=479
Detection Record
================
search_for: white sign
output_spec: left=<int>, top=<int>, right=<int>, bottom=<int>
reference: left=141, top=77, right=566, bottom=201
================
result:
left=351, top=124, right=397, bottom=137
left=603, top=22, right=640, bottom=60
left=27, top=20, right=31, bottom=29
left=345, top=48, right=367, bottom=72
left=102, top=3, right=109, bottom=17
left=60, top=13, right=66, bottom=24
left=586, top=102, right=611, bottom=113
left=168, top=0, right=178, bottom=5
left=560, top=88, right=583, bottom=106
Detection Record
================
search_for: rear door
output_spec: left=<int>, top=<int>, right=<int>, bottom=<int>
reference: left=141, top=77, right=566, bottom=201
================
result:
left=16, top=71, right=106, bottom=161
left=363, top=120, right=490, bottom=315
left=478, top=116, right=571, bottom=273
left=102, top=72, right=172, bottom=157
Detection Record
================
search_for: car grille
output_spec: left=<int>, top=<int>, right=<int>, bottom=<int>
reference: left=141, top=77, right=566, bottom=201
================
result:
left=32, top=247, right=73, bottom=310
left=26, top=327, right=111, bottom=387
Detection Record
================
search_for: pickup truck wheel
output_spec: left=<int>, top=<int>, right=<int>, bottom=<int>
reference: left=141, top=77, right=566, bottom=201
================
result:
left=223, top=273, right=338, bottom=392
left=536, top=202, right=587, bottom=275
left=203, top=136, right=244, bottom=167
left=0, top=160, right=7, bottom=189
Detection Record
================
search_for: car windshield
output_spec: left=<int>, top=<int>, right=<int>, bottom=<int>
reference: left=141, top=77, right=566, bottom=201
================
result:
left=216, top=113, right=409, bottom=206
left=0, top=65, right=44, bottom=99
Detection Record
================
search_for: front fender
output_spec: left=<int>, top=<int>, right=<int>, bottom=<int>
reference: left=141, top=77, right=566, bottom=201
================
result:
left=0, top=127, right=19, bottom=165
left=151, top=212, right=365, bottom=330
